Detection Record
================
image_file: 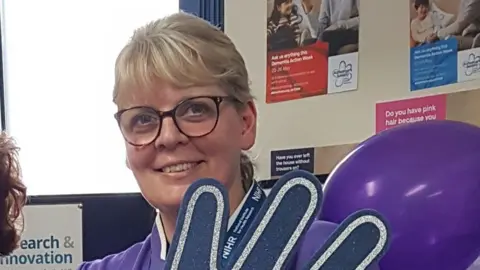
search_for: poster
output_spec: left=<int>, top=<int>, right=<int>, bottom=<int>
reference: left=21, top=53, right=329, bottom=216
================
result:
left=271, top=147, right=315, bottom=176
left=376, top=89, right=480, bottom=133
left=270, top=144, right=357, bottom=177
left=376, top=94, right=447, bottom=132
left=0, top=204, right=83, bottom=270
left=409, top=0, right=480, bottom=91
left=266, top=0, right=359, bottom=103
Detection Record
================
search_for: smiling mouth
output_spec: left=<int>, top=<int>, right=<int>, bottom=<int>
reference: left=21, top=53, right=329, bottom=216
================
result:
left=157, top=162, right=202, bottom=173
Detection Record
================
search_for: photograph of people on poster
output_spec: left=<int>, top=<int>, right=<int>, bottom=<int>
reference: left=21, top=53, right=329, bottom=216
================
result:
left=266, top=0, right=359, bottom=103
left=409, top=0, right=480, bottom=91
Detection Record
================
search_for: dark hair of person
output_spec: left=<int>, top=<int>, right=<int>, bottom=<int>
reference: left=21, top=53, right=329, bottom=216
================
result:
left=0, top=132, right=26, bottom=256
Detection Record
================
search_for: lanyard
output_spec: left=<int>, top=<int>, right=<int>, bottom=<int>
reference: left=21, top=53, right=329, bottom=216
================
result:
left=220, top=181, right=266, bottom=264
left=149, top=181, right=267, bottom=270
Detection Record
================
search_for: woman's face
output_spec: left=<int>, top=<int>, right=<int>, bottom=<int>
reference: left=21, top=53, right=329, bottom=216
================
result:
left=416, top=4, right=428, bottom=20
left=277, top=0, right=294, bottom=16
left=118, top=81, right=257, bottom=213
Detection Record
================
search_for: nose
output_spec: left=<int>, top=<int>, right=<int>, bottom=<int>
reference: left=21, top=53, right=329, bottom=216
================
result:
left=154, top=117, right=189, bottom=150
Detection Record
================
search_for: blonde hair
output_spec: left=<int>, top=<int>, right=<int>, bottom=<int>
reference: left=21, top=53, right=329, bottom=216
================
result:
left=113, top=12, right=255, bottom=188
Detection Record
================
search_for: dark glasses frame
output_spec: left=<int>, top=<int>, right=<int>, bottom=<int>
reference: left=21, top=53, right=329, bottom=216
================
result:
left=114, top=95, right=240, bottom=146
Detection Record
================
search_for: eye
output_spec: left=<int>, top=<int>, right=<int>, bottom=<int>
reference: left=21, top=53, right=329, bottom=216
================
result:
left=128, top=113, right=159, bottom=133
left=185, top=103, right=209, bottom=116
left=176, top=99, right=216, bottom=120
left=133, top=114, right=156, bottom=125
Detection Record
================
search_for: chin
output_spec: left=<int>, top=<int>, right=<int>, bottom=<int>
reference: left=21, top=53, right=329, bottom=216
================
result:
left=148, top=185, right=191, bottom=212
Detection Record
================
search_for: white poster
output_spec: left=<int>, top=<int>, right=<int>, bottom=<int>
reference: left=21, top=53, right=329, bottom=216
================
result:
left=0, top=204, right=83, bottom=270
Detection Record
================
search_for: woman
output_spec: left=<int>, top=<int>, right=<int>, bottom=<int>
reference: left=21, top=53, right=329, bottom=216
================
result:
left=79, top=12, right=337, bottom=269
left=317, top=0, right=359, bottom=56
left=0, top=132, right=26, bottom=257
left=79, top=11, right=257, bottom=269
left=267, top=0, right=303, bottom=51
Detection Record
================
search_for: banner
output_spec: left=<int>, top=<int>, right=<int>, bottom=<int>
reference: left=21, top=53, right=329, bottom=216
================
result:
left=376, top=89, right=480, bottom=133
left=0, top=204, right=83, bottom=270
left=266, top=0, right=359, bottom=103
left=409, top=0, right=480, bottom=91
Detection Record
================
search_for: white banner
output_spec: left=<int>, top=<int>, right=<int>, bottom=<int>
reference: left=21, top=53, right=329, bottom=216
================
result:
left=0, top=204, right=83, bottom=270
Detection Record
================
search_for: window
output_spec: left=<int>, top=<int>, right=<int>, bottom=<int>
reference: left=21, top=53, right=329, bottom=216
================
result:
left=2, top=1, right=179, bottom=195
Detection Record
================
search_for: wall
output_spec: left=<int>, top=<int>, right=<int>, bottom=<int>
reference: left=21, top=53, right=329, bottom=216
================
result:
left=225, top=0, right=480, bottom=181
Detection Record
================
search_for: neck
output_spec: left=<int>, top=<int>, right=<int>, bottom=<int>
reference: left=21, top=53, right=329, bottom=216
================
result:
left=160, top=178, right=247, bottom=244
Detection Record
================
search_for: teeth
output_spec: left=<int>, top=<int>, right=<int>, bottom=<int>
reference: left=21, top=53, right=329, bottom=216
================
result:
left=162, top=162, right=197, bottom=173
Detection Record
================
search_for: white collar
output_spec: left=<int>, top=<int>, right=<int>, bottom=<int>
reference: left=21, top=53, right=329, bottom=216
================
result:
left=155, top=183, right=256, bottom=260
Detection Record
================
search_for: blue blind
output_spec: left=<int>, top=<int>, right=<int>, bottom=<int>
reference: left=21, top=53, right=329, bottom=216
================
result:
left=179, top=0, right=224, bottom=31
left=0, top=25, right=6, bottom=130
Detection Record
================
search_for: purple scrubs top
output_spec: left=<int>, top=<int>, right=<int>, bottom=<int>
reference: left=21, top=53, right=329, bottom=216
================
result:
left=78, top=216, right=167, bottom=270
left=78, top=184, right=257, bottom=270
left=77, top=185, right=335, bottom=270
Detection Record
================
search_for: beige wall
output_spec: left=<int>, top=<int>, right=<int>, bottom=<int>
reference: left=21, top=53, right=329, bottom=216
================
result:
left=225, top=0, right=480, bottom=180
left=446, top=90, right=480, bottom=127
left=313, top=144, right=358, bottom=175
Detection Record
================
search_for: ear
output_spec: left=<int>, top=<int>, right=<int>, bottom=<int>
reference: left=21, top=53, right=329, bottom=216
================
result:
left=240, top=100, right=257, bottom=150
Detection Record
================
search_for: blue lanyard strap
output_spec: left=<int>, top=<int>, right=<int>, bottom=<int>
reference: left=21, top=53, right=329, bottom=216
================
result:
left=220, top=181, right=266, bottom=264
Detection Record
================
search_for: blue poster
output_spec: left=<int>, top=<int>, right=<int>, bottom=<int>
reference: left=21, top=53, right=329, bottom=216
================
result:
left=410, top=38, right=457, bottom=91
left=409, top=0, right=480, bottom=91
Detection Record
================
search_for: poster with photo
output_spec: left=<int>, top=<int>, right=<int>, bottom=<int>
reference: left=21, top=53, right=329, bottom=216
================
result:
left=409, top=0, right=480, bottom=91
left=266, top=0, right=359, bottom=103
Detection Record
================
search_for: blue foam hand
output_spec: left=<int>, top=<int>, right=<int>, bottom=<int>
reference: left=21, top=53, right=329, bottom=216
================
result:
left=301, top=209, right=389, bottom=270
left=165, top=170, right=391, bottom=270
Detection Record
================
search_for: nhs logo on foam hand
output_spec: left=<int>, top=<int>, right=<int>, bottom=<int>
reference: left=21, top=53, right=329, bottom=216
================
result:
left=222, top=236, right=238, bottom=259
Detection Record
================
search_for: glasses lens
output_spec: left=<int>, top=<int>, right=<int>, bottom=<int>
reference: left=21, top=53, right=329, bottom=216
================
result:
left=175, top=97, right=219, bottom=137
left=118, top=108, right=160, bottom=145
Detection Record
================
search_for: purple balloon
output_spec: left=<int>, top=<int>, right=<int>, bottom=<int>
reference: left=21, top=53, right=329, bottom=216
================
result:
left=294, top=220, right=380, bottom=269
left=320, top=120, right=480, bottom=270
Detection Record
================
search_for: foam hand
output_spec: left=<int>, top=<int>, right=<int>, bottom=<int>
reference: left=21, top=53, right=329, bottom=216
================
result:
left=165, top=170, right=391, bottom=270
left=301, top=209, right=389, bottom=269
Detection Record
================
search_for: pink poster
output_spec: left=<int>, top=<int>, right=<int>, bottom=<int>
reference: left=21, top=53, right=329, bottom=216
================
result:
left=375, top=94, right=447, bottom=133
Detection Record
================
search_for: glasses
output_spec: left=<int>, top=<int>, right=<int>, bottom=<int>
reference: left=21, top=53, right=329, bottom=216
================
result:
left=114, top=96, right=239, bottom=146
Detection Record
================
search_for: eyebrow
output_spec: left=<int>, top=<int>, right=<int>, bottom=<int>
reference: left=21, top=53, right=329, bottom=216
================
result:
left=120, top=93, right=217, bottom=111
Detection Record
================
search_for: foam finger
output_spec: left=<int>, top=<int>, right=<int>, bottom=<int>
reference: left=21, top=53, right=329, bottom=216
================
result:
left=303, top=209, right=390, bottom=270
left=164, top=178, right=229, bottom=270
left=225, top=170, right=323, bottom=270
